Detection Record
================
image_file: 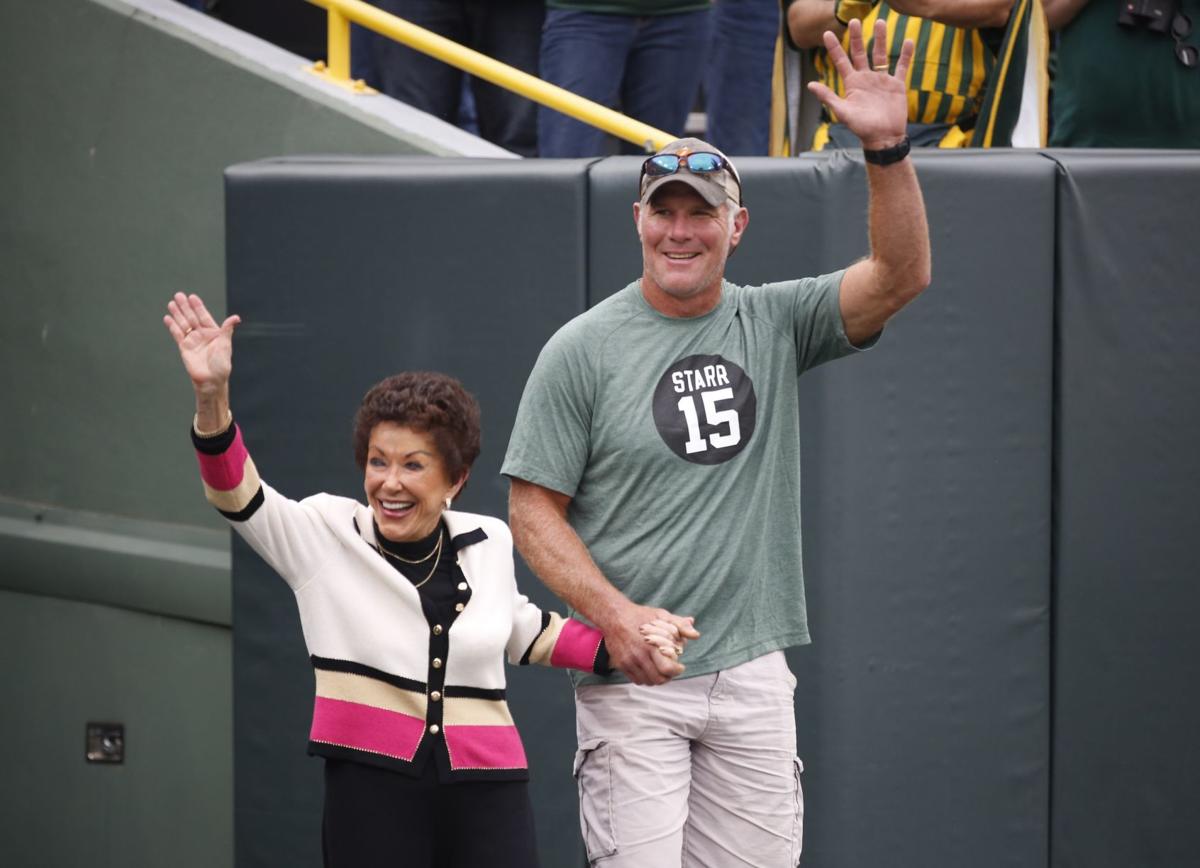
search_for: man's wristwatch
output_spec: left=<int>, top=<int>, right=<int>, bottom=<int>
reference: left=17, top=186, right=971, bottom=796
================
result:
left=862, top=136, right=911, bottom=166
left=834, top=0, right=875, bottom=27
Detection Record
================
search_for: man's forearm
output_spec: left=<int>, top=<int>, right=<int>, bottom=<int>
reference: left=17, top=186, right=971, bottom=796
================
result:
left=1043, top=0, right=1089, bottom=30
left=866, top=159, right=931, bottom=321
left=887, top=0, right=1014, bottom=27
left=787, top=0, right=845, bottom=48
left=790, top=0, right=1013, bottom=48
left=508, top=479, right=694, bottom=685
left=508, top=483, right=628, bottom=631
left=840, top=156, right=931, bottom=344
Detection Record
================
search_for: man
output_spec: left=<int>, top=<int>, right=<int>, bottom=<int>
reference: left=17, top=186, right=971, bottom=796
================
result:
left=503, top=20, right=930, bottom=866
left=777, top=0, right=1028, bottom=151
left=537, top=0, right=713, bottom=157
left=351, top=0, right=544, bottom=157
left=705, top=0, right=782, bottom=155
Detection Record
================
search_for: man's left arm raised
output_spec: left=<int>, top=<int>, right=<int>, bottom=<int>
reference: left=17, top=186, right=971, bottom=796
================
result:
left=808, top=17, right=933, bottom=346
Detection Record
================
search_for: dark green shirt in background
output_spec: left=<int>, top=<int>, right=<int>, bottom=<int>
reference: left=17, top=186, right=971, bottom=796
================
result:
left=1051, top=0, right=1200, bottom=147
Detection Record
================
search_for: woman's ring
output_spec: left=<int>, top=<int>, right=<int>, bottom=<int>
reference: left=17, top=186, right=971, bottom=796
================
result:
left=874, top=64, right=889, bottom=72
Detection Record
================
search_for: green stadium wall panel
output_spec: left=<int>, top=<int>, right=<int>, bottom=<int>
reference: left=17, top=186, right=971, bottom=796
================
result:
left=588, top=150, right=1054, bottom=868
left=1050, top=151, right=1200, bottom=868
left=224, top=156, right=591, bottom=867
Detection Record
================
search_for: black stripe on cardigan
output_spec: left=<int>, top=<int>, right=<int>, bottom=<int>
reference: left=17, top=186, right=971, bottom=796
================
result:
left=217, top=485, right=265, bottom=523
left=190, top=420, right=238, bottom=454
left=311, top=655, right=427, bottom=694
left=450, top=528, right=488, bottom=551
left=442, top=684, right=507, bottom=701
left=519, top=612, right=553, bottom=666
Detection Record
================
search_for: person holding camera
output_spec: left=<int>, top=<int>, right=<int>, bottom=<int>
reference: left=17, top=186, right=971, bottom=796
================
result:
left=1046, top=0, right=1200, bottom=146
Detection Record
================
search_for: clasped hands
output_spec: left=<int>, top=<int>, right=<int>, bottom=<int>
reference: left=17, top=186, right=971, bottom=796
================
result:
left=640, top=618, right=693, bottom=663
left=606, top=604, right=701, bottom=686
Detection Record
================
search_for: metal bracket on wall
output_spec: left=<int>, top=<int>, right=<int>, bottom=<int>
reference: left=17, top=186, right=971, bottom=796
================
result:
left=306, top=61, right=378, bottom=94
left=85, top=722, right=125, bottom=764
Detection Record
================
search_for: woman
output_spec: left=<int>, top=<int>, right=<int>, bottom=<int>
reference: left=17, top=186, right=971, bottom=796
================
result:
left=163, top=292, right=687, bottom=867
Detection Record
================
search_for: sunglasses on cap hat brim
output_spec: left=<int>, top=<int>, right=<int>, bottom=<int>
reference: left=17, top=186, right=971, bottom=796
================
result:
left=640, top=149, right=743, bottom=207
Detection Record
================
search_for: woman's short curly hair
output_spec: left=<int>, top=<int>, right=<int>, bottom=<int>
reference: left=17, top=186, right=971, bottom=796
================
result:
left=353, top=372, right=481, bottom=491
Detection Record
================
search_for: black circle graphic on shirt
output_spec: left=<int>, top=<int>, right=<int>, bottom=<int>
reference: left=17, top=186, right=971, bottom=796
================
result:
left=652, top=354, right=757, bottom=465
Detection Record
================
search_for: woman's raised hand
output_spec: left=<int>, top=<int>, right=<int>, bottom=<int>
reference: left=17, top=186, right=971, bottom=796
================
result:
left=163, top=292, right=241, bottom=395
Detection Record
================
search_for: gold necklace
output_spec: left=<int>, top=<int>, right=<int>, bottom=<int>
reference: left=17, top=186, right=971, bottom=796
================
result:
left=378, top=528, right=442, bottom=564
left=377, top=530, right=444, bottom=590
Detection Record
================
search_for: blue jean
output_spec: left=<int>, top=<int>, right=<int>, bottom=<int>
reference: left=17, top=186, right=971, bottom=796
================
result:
left=704, top=0, right=779, bottom=156
left=352, top=0, right=544, bottom=156
left=538, top=8, right=714, bottom=157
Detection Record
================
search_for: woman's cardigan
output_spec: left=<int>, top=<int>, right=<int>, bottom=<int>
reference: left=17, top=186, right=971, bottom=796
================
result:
left=193, top=422, right=607, bottom=782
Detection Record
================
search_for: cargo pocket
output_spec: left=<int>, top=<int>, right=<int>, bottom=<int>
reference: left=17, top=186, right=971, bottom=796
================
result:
left=572, top=738, right=617, bottom=861
left=790, top=757, right=805, bottom=865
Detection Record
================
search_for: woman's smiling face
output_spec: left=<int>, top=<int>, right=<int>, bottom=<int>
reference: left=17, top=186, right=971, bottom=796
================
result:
left=363, top=422, right=462, bottom=543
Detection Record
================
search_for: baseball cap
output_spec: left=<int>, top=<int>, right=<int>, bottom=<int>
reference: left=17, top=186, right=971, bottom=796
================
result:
left=639, top=137, right=743, bottom=208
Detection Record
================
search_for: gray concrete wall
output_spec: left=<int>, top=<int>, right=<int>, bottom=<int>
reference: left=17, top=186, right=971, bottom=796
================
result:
left=0, top=589, right=233, bottom=867
left=0, top=3, right=509, bottom=865
left=0, top=0, right=508, bottom=528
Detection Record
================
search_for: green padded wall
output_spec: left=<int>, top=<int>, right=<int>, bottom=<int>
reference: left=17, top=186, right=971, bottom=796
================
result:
left=587, top=151, right=1056, bottom=868
left=224, top=151, right=1065, bottom=868
left=224, top=157, right=591, bottom=867
left=1050, top=151, right=1200, bottom=868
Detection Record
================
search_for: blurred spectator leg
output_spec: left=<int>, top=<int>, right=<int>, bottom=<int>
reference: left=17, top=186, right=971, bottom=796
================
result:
left=358, top=0, right=465, bottom=125
left=457, top=77, right=480, bottom=137
left=467, top=0, right=544, bottom=157
left=351, top=23, right=376, bottom=84
left=538, top=10, right=636, bottom=157
left=704, top=0, right=778, bottom=155
left=620, top=8, right=715, bottom=154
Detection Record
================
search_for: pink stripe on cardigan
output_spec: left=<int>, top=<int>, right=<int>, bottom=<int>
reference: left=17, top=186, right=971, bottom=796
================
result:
left=195, top=426, right=250, bottom=491
left=310, top=696, right=425, bottom=761
left=550, top=619, right=603, bottom=672
left=444, top=724, right=528, bottom=770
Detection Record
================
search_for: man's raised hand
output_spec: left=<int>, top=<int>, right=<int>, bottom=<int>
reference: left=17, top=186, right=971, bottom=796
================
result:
left=807, top=18, right=913, bottom=150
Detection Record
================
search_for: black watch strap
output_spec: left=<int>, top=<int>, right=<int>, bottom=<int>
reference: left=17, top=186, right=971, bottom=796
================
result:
left=862, top=136, right=911, bottom=166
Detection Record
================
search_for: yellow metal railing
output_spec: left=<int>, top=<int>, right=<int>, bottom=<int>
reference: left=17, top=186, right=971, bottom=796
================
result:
left=305, top=0, right=675, bottom=152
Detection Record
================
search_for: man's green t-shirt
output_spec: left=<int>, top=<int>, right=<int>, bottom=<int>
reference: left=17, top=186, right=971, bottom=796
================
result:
left=502, top=273, right=868, bottom=685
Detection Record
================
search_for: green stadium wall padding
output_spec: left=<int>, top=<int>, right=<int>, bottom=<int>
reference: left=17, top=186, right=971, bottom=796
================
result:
left=588, top=150, right=1055, bottom=867
left=225, top=151, right=1198, bottom=868
left=1049, top=151, right=1200, bottom=868
left=225, top=157, right=592, bottom=867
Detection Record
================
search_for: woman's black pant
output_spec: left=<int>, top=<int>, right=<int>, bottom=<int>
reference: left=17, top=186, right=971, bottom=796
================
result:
left=322, top=758, right=541, bottom=868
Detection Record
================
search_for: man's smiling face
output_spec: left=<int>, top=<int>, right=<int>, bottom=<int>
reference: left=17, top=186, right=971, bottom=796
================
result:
left=635, top=184, right=748, bottom=318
